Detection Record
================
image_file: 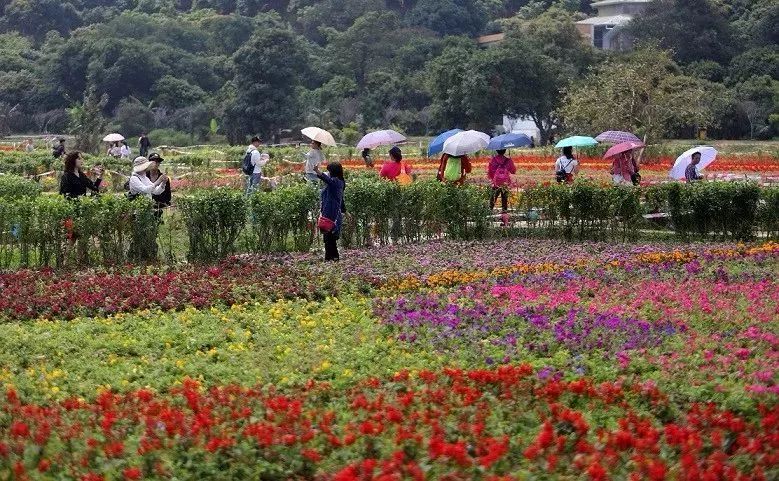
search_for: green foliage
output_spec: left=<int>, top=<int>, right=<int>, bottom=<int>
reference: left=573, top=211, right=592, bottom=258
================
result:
left=68, top=89, right=108, bottom=154
left=178, top=188, right=247, bottom=262
left=0, top=175, right=42, bottom=200
left=0, top=195, right=158, bottom=268
left=409, top=0, right=488, bottom=36
left=561, top=48, right=727, bottom=143
left=246, top=183, right=318, bottom=252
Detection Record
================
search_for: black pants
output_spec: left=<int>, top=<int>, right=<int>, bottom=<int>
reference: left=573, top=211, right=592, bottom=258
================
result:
left=490, top=187, right=508, bottom=212
left=323, top=231, right=339, bottom=261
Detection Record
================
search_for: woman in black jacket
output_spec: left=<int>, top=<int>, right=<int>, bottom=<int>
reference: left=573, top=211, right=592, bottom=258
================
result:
left=59, top=151, right=103, bottom=199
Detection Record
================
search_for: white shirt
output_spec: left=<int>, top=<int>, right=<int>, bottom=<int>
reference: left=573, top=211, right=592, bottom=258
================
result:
left=109, top=146, right=122, bottom=157
left=555, top=156, right=578, bottom=174
left=129, top=172, right=165, bottom=197
left=246, top=146, right=269, bottom=174
left=304, top=149, right=325, bottom=181
left=120, top=145, right=131, bottom=159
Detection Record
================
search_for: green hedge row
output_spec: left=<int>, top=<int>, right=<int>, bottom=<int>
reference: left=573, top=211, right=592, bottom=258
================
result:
left=520, top=181, right=777, bottom=241
left=1, top=181, right=777, bottom=268
left=0, top=196, right=158, bottom=269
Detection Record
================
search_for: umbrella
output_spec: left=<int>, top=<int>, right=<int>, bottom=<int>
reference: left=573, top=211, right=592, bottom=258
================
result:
left=428, top=129, right=463, bottom=157
left=356, top=130, right=406, bottom=149
left=442, top=130, right=490, bottom=156
left=603, top=141, right=645, bottom=159
left=103, top=133, right=124, bottom=142
left=596, top=131, right=641, bottom=144
left=670, top=146, right=717, bottom=180
left=301, top=127, right=336, bottom=147
left=555, top=136, right=598, bottom=148
left=487, top=133, right=532, bottom=150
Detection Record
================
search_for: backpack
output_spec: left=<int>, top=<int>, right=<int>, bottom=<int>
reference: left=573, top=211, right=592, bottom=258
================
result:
left=396, top=163, right=412, bottom=186
left=493, top=159, right=512, bottom=187
left=443, top=157, right=462, bottom=182
left=241, top=150, right=254, bottom=176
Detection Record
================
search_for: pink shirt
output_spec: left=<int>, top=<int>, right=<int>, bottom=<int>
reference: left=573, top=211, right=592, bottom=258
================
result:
left=380, top=161, right=412, bottom=180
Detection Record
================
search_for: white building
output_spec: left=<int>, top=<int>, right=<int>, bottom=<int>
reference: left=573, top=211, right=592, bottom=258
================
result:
left=575, top=0, right=653, bottom=51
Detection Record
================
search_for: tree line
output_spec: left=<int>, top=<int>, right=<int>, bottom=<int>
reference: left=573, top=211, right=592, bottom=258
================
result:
left=0, top=0, right=775, bottom=147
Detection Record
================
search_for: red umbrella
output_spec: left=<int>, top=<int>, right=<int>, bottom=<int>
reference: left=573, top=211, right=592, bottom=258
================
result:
left=604, top=141, right=645, bottom=159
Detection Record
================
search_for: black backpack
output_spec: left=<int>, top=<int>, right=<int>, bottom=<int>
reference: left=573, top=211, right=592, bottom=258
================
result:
left=241, top=150, right=254, bottom=176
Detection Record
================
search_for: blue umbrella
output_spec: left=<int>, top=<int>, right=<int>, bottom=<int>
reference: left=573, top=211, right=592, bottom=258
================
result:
left=555, top=136, right=598, bottom=148
left=487, top=133, right=532, bottom=150
left=428, top=129, right=463, bottom=157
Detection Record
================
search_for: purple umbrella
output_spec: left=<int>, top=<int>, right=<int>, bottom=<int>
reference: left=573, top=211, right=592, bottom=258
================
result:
left=596, top=131, right=642, bottom=145
left=356, top=130, right=406, bottom=149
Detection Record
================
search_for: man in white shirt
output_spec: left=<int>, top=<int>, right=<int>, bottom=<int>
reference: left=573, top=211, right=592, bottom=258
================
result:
left=129, top=156, right=168, bottom=199
left=245, top=136, right=269, bottom=194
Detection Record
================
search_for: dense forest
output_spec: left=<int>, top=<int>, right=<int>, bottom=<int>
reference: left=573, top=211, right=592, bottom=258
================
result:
left=0, top=0, right=776, bottom=146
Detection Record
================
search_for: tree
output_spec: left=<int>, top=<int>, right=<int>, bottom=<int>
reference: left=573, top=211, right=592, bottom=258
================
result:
left=4, top=0, right=81, bottom=40
left=727, top=47, right=779, bottom=85
left=560, top=48, right=723, bottom=142
left=223, top=27, right=310, bottom=142
left=409, top=0, right=487, bottom=37
left=424, top=37, right=478, bottom=130
left=153, top=76, right=207, bottom=109
left=627, top=0, right=734, bottom=65
left=462, top=37, right=565, bottom=140
left=69, top=89, right=108, bottom=153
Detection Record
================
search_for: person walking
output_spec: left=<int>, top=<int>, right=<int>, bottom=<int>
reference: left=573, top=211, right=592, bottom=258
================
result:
left=488, top=149, right=516, bottom=217
left=59, top=151, right=103, bottom=199
left=52, top=138, right=66, bottom=159
left=243, top=136, right=267, bottom=194
left=436, top=153, right=472, bottom=185
left=555, top=146, right=579, bottom=184
left=129, top=156, right=168, bottom=199
left=304, top=140, right=325, bottom=184
left=120, top=140, right=131, bottom=159
left=611, top=151, right=638, bottom=185
left=315, top=162, right=346, bottom=262
left=147, top=153, right=171, bottom=220
left=138, top=133, right=151, bottom=157
left=685, top=152, right=704, bottom=183
left=380, top=146, right=412, bottom=183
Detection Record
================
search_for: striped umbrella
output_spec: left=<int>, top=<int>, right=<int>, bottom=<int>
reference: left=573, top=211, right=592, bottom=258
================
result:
left=596, top=131, right=641, bottom=145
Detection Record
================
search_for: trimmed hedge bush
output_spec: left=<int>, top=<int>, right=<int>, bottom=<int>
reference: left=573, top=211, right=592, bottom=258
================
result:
left=0, top=174, right=41, bottom=200
left=0, top=195, right=158, bottom=268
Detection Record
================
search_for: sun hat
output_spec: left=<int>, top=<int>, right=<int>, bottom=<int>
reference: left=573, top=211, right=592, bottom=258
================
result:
left=132, top=156, right=152, bottom=173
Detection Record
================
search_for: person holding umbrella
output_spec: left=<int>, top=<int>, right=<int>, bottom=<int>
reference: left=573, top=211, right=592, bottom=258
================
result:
left=685, top=152, right=704, bottom=183
left=555, top=147, right=579, bottom=184
left=488, top=149, right=516, bottom=214
left=436, top=130, right=487, bottom=185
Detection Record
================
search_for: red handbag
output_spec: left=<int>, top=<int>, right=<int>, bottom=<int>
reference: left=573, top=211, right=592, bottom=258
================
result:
left=317, top=215, right=336, bottom=233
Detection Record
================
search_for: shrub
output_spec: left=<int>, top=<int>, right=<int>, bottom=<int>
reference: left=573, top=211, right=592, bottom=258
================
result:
left=0, top=174, right=41, bottom=199
left=178, top=189, right=247, bottom=262
left=148, top=128, right=195, bottom=147
left=246, top=183, right=318, bottom=252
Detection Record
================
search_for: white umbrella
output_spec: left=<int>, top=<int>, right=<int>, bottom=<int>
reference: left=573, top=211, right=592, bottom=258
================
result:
left=301, top=127, right=337, bottom=147
left=103, top=133, right=125, bottom=142
left=356, top=130, right=406, bottom=149
left=442, top=130, right=490, bottom=156
left=670, top=146, right=717, bottom=180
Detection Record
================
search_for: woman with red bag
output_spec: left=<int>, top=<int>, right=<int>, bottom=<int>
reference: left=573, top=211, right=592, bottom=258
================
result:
left=315, top=162, right=346, bottom=262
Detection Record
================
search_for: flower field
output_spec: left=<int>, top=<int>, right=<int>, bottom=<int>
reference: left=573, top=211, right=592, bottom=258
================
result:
left=0, top=238, right=777, bottom=479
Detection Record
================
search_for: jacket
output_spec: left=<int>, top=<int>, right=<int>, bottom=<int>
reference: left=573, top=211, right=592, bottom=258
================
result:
left=317, top=172, right=346, bottom=234
left=59, top=171, right=101, bottom=199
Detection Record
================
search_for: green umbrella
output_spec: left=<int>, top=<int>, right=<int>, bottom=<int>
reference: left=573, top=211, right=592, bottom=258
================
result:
left=555, top=136, right=598, bottom=148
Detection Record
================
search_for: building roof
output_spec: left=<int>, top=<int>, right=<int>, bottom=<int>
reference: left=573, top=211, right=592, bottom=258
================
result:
left=591, top=0, right=652, bottom=6
left=576, top=14, right=633, bottom=26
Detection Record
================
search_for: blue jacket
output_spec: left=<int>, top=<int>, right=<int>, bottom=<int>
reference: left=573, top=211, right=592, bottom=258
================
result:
left=318, top=172, right=346, bottom=233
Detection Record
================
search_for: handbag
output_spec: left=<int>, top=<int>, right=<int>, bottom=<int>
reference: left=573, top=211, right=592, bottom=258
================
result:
left=396, top=162, right=412, bottom=186
left=317, top=215, right=336, bottom=233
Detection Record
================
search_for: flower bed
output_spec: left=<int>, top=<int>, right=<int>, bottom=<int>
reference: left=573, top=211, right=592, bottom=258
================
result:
left=1, top=368, right=777, bottom=480
left=0, top=238, right=776, bottom=478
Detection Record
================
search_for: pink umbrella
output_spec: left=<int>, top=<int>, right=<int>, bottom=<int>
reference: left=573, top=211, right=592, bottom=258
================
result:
left=603, top=141, right=645, bottom=159
left=596, top=131, right=641, bottom=144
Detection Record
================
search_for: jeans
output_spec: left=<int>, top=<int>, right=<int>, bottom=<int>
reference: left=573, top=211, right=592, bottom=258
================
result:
left=246, top=173, right=261, bottom=194
left=490, top=187, right=509, bottom=212
left=323, top=231, right=339, bottom=261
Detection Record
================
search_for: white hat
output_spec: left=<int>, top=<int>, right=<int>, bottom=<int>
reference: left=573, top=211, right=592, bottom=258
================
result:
left=132, top=156, right=152, bottom=173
